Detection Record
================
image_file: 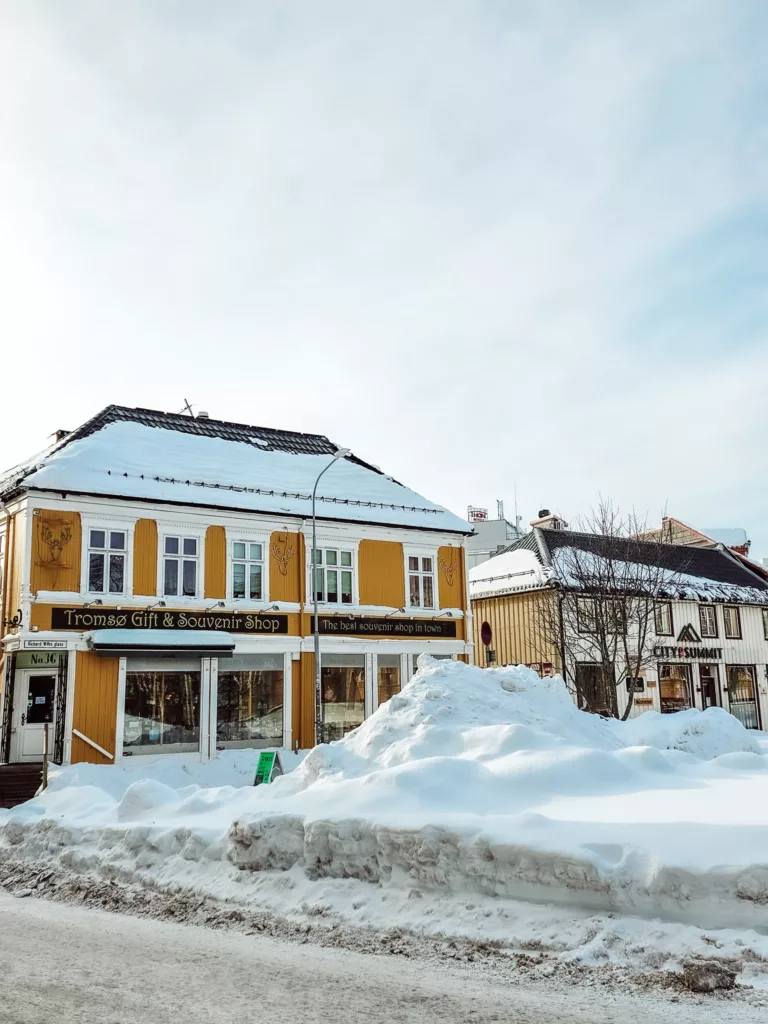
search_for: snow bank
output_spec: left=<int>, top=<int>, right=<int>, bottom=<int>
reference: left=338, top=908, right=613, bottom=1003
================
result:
left=2, top=660, right=767, bottom=938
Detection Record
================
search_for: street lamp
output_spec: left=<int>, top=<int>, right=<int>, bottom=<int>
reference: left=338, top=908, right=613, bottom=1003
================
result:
left=312, top=448, right=351, bottom=745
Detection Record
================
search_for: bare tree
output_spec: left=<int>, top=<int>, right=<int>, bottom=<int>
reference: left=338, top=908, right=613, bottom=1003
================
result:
left=536, top=501, right=690, bottom=720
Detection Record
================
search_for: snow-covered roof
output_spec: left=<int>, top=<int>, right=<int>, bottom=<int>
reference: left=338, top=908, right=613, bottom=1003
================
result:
left=468, top=548, right=551, bottom=597
left=2, top=406, right=470, bottom=534
left=702, top=527, right=749, bottom=548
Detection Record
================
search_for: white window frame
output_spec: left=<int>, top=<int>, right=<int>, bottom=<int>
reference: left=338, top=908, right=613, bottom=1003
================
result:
left=307, top=542, right=359, bottom=607
left=80, top=515, right=136, bottom=598
left=699, top=604, right=718, bottom=639
left=403, top=546, right=438, bottom=610
left=723, top=605, right=741, bottom=640
left=156, top=525, right=207, bottom=601
left=226, top=528, right=271, bottom=604
left=654, top=601, right=673, bottom=637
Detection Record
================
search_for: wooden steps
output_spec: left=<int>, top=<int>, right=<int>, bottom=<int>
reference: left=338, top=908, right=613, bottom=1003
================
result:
left=0, top=764, right=43, bottom=808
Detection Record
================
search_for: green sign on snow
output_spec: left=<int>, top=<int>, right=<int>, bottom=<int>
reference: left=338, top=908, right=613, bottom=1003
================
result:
left=254, top=750, right=283, bottom=786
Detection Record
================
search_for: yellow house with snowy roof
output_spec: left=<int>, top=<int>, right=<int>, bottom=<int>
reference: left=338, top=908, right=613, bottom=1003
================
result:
left=0, top=405, right=472, bottom=774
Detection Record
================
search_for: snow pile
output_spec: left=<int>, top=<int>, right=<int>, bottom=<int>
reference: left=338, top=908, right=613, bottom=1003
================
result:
left=2, top=659, right=767, bottom=943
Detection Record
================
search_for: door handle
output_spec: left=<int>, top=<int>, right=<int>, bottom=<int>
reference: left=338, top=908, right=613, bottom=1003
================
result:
left=20, top=713, right=26, bottom=727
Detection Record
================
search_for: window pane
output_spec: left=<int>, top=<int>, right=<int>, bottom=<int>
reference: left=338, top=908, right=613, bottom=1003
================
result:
left=340, top=551, right=352, bottom=567
left=182, top=560, right=197, bottom=596
left=409, top=575, right=421, bottom=607
left=164, top=559, right=178, bottom=596
left=110, top=532, right=125, bottom=550
left=124, top=671, right=201, bottom=753
left=233, top=563, right=246, bottom=600
left=422, top=557, right=433, bottom=573
left=408, top=557, right=419, bottom=572
left=165, top=537, right=179, bottom=555
left=233, top=542, right=246, bottom=560
left=341, top=571, right=352, bottom=603
left=321, top=665, right=365, bottom=743
left=423, top=576, right=434, bottom=608
left=326, top=550, right=338, bottom=566
left=327, top=569, right=338, bottom=602
left=249, top=543, right=262, bottom=561
left=109, top=554, right=124, bottom=593
left=249, top=564, right=263, bottom=600
left=312, top=549, right=322, bottom=565
left=183, top=538, right=197, bottom=556
left=90, top=530, right=106, bottom=549
left=217, top=667, right=284, bottom=748
left=314, top=567, right=324, bottom=603
left=89, top=553, right=105, bottom=593
left=378, top=662, right=401, bottom=706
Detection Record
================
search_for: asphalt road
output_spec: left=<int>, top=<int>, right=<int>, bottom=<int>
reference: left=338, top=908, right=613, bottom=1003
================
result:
left=0, top=891, right=759, bottom=1024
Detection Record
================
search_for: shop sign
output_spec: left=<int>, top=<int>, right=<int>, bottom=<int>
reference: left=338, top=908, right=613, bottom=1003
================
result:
left=254, top=750, right=283, bottom=785
left=17, top=652, right=61, bottom=668
left=50, top=607, right=288, bottom=634
left=318, top=616, right=457, bottom=638
left=652, top=645, right=722, bottom=660
left=625, top=677, right=645, bottom=693
left=677, top=624, right=701, bottom=643
left=634, top=698, right=654, bottom=707
left=24, top=639, right=68, bottom=650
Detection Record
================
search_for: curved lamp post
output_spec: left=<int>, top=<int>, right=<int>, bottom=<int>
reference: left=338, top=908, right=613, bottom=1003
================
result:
left=312, top=448, right=351, bottom=745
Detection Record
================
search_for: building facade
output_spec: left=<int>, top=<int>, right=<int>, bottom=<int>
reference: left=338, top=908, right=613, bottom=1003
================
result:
left=0, top=406, right=472, bottom=766
left=470, top=526, right=768, bottom=729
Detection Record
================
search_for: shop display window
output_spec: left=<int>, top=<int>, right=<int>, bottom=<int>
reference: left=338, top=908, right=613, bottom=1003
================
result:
left=658, top=663, right=692, bottom=714
left=321, top=655, right=364, bottom=742
left=124, top=670, right=201, bottom=753
left=217, top=655, right=283, bottom=748
left=377, top=654, right=401, bottom=707
left=726, top=665, right=760, bottom=730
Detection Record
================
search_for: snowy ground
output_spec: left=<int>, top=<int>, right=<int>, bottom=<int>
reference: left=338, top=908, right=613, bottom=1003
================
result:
left=5, top=891, right=764, bottom=1024
left=2, top=659, right=768, bottom=999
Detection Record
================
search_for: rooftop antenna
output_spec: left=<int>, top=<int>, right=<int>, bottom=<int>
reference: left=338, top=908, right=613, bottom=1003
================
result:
left=496, top=498, right=504, bottom=521
left=180, top=398, right=195, bottom=416
left=514, top=483, right=522, bottom=530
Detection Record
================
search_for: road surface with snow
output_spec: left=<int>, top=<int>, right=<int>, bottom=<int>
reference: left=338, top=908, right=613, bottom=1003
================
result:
left=0, top=891, right=761, bottom=1024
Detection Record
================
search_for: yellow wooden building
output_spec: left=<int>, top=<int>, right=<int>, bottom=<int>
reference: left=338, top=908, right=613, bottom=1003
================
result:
left=0, top=405, right=472, bottom=766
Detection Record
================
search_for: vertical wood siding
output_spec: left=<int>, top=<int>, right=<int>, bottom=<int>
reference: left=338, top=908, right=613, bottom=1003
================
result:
left=29, top=510, right=81, bottom=595
left=269, top=531, right=301, bottom=603
left=1, top=512, right=22, bottom=634
left=471, top=590, right=560, bottom=669
left=204, top=525, right=226, bottom=599
left=298, top=651, right=315, bottom=749
left=437, top=545, right=463, bottom=610
left=358, top=540, right=404, bottom=607
left=70, top=652, right=119, bottom=764
left=133, top=519, right=158, bottom=597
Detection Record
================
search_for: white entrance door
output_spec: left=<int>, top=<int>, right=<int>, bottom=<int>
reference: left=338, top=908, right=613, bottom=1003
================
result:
left=15, top=672, right=56, bottom=762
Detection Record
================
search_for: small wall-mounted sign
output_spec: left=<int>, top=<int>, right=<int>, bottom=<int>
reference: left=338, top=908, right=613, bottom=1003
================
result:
left=23, top=639, right=67, bottom=650
left=634, top=698, right=654, bottom=707
left=254, top=750, right=284, bottom=786
left=626, top=677, right=645, bottom=693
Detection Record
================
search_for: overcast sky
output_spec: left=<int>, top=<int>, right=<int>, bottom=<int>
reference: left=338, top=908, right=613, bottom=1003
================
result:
left=2, top=2, right=767, bottom=555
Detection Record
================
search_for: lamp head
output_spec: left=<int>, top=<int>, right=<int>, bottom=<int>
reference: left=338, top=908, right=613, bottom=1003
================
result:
left=333, top=448, right=351, bottom=460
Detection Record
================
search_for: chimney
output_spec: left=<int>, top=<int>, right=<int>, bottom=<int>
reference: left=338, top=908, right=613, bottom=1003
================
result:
left=197, top=411, right=210, bottom=419
left=51, top=429, right=70, bottom=443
